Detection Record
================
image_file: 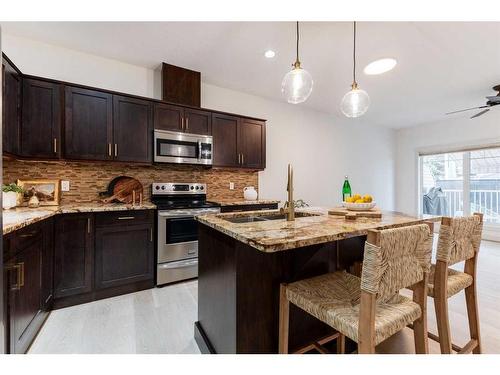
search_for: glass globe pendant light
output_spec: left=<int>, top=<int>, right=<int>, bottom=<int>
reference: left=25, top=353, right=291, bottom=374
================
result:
left=282, top=21, right=313, bottom=104
left=341, top=21, right=370, bottom=118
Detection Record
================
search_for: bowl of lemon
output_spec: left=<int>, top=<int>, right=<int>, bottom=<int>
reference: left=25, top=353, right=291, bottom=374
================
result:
left=343, top=194, right=376, bottom=211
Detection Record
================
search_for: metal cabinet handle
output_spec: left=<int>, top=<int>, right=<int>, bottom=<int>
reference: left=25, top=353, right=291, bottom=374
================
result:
left=117, top=216, right=135, bottom=220
left=150, top=228, right=153, bottom=242
left=18, top=231, right=37, bottom=238
left=18, top=262, right=24, bottom=288
left=181, top=117, right=184, bottom=131
left=53, top=138, right=57, bottom=153
left=87, top=218, right=91, bottom=234
left=238, top=153, right=241, bottom=164
left=114, top=144, right=118, bottom=157
left=6, top=263, right=23, bottom=290
left=108, top=143, right=112, bottom=157
left=241, top=153, right=244, bottom=165
left=185, top=117, right=189, bottom=131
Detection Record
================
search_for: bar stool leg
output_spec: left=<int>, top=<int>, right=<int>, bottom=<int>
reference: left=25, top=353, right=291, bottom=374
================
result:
left=464, top=257, right=481, bottom=354
left=337, top=333, right=345, bottom=354
left=412, top=275, right=429, bottom=354
left=434, top=294, right=453, bottom=354
left=279, top=283, right=290, bottom=354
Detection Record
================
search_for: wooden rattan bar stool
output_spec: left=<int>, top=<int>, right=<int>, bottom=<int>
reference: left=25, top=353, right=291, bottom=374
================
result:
left=279, top=223, right=434, bottom=354
left=426, top=213, right=483, bottom=354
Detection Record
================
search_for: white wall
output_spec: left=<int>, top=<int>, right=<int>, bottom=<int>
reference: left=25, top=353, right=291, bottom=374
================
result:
left=2, top=33, right=396, bottom=209
left=396, top=112, right=500, bottom=215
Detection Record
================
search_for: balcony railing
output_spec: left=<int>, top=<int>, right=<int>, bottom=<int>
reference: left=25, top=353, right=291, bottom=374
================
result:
left=441, top=189, right=500, bottom=223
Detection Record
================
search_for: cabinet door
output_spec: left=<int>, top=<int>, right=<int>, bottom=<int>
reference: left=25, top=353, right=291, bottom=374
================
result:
left=65, top=86, right=113, bottom=160
left=21, top=79, right=62, bottom=158
left=54, top=214, right=94, bottom=298
left=113, top=95, right=153, bottom=163
left=95, top=223, right=154, bottom=290
left=238, top=118, right=266, bottom=169
left=212, top=113, right=240, bottom=167
left=7, top=239, right=42, bottom=354
left=153, top=103, right=184, bottom=132
left=184, top=108, right=212, bottom=135
left=2, top=58, right=21, bottom=155
left=40, top=218, right=54, bottom=311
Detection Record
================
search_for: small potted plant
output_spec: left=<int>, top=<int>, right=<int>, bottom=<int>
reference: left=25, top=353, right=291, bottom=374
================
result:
left=2, top=183, right=23, bottom=209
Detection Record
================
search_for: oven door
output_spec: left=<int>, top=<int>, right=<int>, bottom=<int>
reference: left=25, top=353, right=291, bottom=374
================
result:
left=154, top=130, right=212, bottom=165
left=158, top=215, right=198, bottom=263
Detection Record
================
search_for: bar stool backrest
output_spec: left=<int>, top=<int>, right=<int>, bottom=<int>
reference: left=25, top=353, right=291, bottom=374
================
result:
left=361, top=224, right=433, bottom=302
left=436, top=214, right=483, bottom=266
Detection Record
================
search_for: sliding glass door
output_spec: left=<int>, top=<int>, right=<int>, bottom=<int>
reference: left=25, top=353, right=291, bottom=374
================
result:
left=419, top=146, right=500, bottom=240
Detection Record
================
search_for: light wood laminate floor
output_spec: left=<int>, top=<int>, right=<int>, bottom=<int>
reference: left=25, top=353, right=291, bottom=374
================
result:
left=29, top=240, right=500, bottom=354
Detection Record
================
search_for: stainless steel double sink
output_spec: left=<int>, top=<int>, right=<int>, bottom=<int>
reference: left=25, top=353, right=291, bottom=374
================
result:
left=221, top=211, right=319, bottom=224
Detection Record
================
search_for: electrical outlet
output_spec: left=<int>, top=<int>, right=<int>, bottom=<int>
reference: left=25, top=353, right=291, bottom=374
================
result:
left=61, top=180, right=70, bottom=192
left=229, top=182, right=235, bottom=190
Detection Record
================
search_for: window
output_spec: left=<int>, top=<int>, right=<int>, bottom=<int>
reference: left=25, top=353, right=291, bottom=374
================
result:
left=419, top=146, right=500, bottom=225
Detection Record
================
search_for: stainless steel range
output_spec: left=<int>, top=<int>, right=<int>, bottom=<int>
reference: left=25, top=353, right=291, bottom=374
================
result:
left=151, top=182, right=220, bottom=286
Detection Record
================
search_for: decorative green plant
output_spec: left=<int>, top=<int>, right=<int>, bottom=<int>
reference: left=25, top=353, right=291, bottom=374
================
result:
left=2, top=183, right=23, bottom=194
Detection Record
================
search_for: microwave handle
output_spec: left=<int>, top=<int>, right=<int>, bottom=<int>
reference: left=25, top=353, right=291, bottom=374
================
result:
left=198, top=141, right=202, bottom=161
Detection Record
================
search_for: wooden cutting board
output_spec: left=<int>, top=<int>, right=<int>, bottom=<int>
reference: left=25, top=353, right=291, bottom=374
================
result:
left=101, top=176, right=143, bottom=204
left=328, top=207, right=382, bottom=219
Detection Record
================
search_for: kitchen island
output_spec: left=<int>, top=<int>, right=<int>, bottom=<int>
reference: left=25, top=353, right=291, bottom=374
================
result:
left=194, top=208, right=438, bottom=354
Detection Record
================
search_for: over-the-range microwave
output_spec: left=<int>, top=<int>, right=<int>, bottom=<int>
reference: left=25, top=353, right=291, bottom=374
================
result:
left=154, top=129, right=213, bottom=165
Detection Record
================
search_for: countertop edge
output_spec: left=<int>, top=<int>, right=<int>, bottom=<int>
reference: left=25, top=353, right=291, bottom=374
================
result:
left=196, top=212, right=440, bottom=253
left=3, top=204, right=157, bottom=235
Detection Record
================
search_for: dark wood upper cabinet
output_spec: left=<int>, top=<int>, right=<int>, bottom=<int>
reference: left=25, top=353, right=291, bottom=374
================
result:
left=2, top=56, right=22, bottom=155
left=113, top=95, right=153, bottom=163
left=184, top=108, right=212, bottom=135
left=95, top=217, right=154, bottom=290
left=21, top=79, right=62, bottom=158
left=54, top=213, right=94, bottom=298
left=238, top=118, right=266, bottom=169
left=161, top=62, right=201, bottom=107
left=153, top=102, right=184, bottom=132
left=212, top=113, right=240, bottom=167
left=64, top=86, right=113, bottom=161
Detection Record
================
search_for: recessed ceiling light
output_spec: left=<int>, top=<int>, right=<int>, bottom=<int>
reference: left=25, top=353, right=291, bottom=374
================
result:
left=364, top=58, right=397, bottom=75
left=264, top=50, right=276, bottom=58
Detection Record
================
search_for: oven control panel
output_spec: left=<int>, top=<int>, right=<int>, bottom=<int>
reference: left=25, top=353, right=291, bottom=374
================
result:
left=152, top=183, right=207, bottom=195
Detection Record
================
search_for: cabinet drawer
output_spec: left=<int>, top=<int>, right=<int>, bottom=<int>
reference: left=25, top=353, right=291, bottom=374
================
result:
left=95, top=210, right=154, bottom=227
left=4, top=223, right=44, bottom=260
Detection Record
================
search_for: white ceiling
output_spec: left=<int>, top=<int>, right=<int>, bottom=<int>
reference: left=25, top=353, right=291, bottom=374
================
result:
left=2, top=21, right=500, bottom=129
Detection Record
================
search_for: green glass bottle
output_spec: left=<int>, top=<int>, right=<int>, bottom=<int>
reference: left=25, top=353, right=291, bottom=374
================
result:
left=342, top=176, right=352, bottom=202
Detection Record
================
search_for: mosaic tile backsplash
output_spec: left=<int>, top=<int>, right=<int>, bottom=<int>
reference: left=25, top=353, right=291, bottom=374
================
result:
left=3, top=159, right=259, bottom=204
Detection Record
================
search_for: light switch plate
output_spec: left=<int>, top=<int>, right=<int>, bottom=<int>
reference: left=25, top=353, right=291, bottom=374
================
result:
left=229, top=182, right=235, bottom=190
left=61, top=180, right=70, bottom=192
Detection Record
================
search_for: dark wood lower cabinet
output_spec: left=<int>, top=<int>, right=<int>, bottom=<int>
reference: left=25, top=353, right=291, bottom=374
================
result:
left=95, top=222, right=154, bottom=290
left=52, top=210, right=154, bottom=309
left=54, top=213, right=94, bottom=299
left=3, top=219, right=53, bottom=354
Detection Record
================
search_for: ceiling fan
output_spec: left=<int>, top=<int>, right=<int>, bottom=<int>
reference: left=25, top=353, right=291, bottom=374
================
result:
left=446, top=85, right=500, bottom=119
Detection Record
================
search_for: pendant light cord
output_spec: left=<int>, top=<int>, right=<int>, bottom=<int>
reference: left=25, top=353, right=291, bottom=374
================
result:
left=296, top=21, right=300, bottom=64
left=353, top=21, right=357, bottom=85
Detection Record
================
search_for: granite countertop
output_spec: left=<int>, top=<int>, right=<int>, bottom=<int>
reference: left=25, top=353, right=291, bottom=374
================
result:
left=196, top=207, right=440, bottom=253
left=208, top=199, right=280, bottom=206
left=3, top=202, right=157, bottom=235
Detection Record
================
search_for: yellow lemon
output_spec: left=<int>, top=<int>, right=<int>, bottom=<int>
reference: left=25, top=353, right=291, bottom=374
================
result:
left=345, top=197, right=355, bottom=203
left=355, top=199, right=365, bottom=204
left=352, top=194, right=361, bottom=201
left=363, top=195, right=373, bottom=203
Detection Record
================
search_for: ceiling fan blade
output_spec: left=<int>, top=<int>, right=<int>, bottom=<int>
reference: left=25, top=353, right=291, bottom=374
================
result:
left=445, top=105, right=489, bottom=115
left=470, top=109, right=490, bottom=119
left=486, top=96, right=500, bottom=102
